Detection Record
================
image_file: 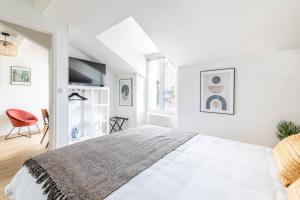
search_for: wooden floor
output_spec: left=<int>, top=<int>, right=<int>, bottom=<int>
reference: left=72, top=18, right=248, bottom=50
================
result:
left=0, top=131, right=47, bottom=200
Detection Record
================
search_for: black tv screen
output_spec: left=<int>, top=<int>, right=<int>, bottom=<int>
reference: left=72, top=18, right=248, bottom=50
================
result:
left=69, top=57, right=106, bottom=86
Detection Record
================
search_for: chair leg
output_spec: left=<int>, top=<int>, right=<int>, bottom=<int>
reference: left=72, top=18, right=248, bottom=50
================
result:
left=5, top=127, right=15, bottom=140
left=18, top=127, right=31, bottom=138
left=36, top=124, right=41, bottom=133
left=46, top=141, right=49, bottom=148
left=40, top=127, right=49, bottom=144
left=28, top=126, right=31, bottom=138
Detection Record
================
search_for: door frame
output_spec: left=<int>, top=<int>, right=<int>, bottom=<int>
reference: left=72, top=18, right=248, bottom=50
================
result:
left=0, top=15, right=65, bottom=149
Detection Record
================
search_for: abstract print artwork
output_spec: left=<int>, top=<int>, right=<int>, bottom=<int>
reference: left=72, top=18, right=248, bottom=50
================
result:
left=119, top=78, right=133, bottom=106
left=200, top=68, right=235, bottom=115
left=11, top=66, right=31, bottom=86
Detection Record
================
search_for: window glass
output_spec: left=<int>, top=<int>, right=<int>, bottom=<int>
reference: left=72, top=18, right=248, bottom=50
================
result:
left=147, top=58, right=177, bottom=114
left=164, top=61, right=177, bottom=113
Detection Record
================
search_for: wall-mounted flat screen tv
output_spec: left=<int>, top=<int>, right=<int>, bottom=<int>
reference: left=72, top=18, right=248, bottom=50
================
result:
left=69, top=57, right=106, bottom=86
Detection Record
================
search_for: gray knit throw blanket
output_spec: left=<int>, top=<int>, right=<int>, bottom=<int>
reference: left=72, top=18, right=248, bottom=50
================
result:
left=24, top=126, right=197, bottom=200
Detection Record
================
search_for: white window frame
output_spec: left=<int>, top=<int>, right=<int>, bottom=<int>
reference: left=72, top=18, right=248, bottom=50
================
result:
left=147, top=56, right=177, bottom=116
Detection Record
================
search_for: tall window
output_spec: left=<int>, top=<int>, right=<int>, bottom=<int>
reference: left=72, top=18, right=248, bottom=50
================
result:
left=148, top=57, right=177, bottom=114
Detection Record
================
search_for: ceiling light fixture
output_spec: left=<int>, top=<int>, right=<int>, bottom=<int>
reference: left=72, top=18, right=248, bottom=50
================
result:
left=0, top=32, right=17, bottom=57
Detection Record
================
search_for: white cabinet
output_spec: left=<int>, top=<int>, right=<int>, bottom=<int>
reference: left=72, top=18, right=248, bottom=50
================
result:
left=68, top=85, right=109, bottom=144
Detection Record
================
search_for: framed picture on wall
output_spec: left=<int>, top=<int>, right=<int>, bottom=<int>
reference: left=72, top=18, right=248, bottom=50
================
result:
left=119, top=78, right=133, bottom=106
left=200, top=68, right=235, bottom=115
left=11, top=66, right=31, bottom=86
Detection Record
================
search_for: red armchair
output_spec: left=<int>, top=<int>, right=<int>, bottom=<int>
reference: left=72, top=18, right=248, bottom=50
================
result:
left=5, top=109, right=40, bottom=140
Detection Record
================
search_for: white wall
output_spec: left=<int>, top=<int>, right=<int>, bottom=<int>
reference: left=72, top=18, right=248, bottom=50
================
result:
left=115, top=73, right=147, bottom=129
left=116, top=74, right=137, bottom=128
left=0, top=38, right=49, bottom=135
left=147, top=113, right=177, bottom=128
left=69, top=46, right=116, bottom=117
left=178, top=50, right=300, bottom=147
left=136, top=74, right=146, bottom=126
left=69, top=46, right=146, bottom=131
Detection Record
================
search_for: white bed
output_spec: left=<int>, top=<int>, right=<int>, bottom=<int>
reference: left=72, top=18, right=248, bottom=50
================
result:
left=5, top=134, right=286, bottom=200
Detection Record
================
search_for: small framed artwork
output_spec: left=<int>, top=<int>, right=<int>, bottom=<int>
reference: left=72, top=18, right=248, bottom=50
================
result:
left=200, top=68, right=235, bottom=115
left=119, top=78, right=133, bottom=106
left=11, top=66, right=31, bottom=86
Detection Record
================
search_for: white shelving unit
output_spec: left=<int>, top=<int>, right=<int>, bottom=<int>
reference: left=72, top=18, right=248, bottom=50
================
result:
left=68, top=85, right=109, bottom=145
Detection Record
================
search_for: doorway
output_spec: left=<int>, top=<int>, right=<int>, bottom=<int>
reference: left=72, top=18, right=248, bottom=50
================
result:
left=0, top=19, right=52, bottom=199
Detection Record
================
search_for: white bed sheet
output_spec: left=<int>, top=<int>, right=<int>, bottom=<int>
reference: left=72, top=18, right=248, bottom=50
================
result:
left=5, top=134, right=287, bottom=200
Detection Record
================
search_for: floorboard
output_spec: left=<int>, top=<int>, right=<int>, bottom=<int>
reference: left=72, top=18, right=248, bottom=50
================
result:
left=0, top=131, right=47, bottom=200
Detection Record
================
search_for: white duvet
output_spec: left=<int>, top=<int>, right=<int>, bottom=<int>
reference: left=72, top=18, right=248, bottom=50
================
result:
left=5, top=134, right=286, bottom=200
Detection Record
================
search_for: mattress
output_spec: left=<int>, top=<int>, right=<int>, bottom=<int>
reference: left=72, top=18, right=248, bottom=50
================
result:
left=5, top=134, right=287, bottom=200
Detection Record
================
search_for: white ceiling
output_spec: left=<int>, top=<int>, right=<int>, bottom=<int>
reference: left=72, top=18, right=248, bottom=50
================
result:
left=30, top=0, right=54, bottom=11
left=45, top=0, right=300, bottom=68
left=0, top=22, right=22, bottom=45
left=0, top=20, right=51, bottom=50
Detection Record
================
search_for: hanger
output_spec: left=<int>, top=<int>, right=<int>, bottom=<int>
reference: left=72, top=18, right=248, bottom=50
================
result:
left=68, top=91, right=88, bottom=101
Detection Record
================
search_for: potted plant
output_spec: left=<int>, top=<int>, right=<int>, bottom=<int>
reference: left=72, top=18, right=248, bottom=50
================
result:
left=276, top=120, right=300, bottom=140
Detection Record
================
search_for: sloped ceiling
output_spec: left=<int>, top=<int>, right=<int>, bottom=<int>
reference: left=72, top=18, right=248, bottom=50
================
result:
left=69, top=26, right=137, bottom=75
left=45, top=0, right=300, bottom=68
left=29, top=0, right=54, bottom=12
left=0, top=20, right=51, bottom=50
left=97, top=17, right=159, bottom=76
left=0, top=22, right=21, bottom=45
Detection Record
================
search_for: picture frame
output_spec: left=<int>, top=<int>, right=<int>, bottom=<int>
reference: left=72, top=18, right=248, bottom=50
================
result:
left=119, top=78, right=133, bottom=106
left=11, top=66, right=31, bottom=86
left=200, top=68, right=235, bottom=115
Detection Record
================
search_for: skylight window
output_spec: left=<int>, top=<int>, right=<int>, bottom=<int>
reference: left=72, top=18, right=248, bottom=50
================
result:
left=96, top=17, right=159, bottom=76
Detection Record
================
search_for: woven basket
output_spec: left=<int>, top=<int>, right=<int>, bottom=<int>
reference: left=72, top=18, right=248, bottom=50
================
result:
left=273, top=134, right=300, bottom=186
left=288, top=178, right=300, bottom=200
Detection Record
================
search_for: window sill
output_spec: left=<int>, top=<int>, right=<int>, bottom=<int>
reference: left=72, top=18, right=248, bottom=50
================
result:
left=147, top=112, right=177, bottom=118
